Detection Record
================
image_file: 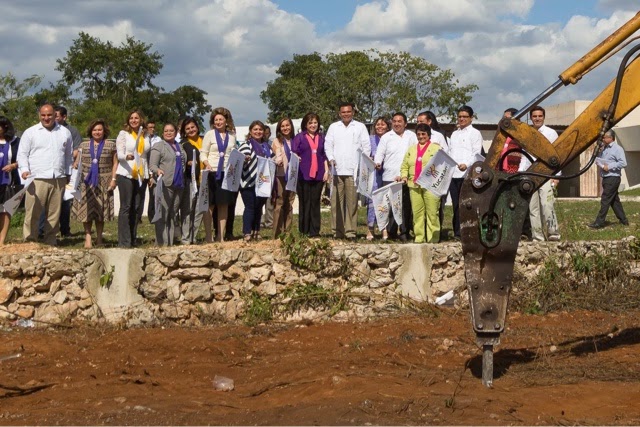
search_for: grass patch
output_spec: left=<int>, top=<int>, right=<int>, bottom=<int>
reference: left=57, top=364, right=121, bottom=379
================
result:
left=511, top=242, right=640, bottom=314
left=4, top=198, right=639, bottom=248
left=282, top=282, right=350, bottom=316
left=242, top=291, right=273, bottom=326
left=621, top=187, right=640, bottom=197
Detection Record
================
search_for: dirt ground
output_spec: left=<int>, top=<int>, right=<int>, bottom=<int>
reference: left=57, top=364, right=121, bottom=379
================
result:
left=1, top=309, right=640, bottom=426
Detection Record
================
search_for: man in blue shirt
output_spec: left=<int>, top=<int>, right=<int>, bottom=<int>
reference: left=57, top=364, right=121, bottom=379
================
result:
left=588, top=129, right=629, bottom=229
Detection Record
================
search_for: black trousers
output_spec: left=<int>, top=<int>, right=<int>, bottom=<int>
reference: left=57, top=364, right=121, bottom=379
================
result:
left=117, top=175, right=143, bottom=247
left=148, top=182, right=156, bottom=223
left=449, top=177, right=464, bottom=238
left=595, top=176, right=627, bottom=225
left=297, top=179, right=323, bottom=237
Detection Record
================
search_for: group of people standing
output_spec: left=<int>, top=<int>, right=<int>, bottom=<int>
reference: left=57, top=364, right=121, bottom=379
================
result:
left=0, top=101, right=509, bottom=247
left=3, top=101, right=626, bottom=247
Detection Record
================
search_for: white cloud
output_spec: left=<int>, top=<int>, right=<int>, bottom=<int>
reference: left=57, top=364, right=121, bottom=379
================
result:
left=343, top=0, right=535, bottom=39
left=0, top=0, right=320, bottom=124
left=0, top=0, right=637, bottom=128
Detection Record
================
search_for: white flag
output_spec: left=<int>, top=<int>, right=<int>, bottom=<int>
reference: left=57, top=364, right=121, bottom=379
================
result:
left=329, top=164, right=336, bottom=200
left=371, top=184, right=392, bottom=230
left=388, top=182, right=403, bottom=225
left=255, top=157, right=276, bottom=198
left=221, top=149, right=244, bottom=192
left=151, top=177, right=164, bottom=223
left=196, top=170, right=210, bottom=213
left=354, top=148, right=361, bottom=185
left=415, top=149, right=457, bottom=197
left=133, top=149, right=144, bottom=186
left=357, top=152, right=375, bottom=199
left=285, top=153, right=300, bottom=193
left=190, top=149, right=198, bottom=202
left=1, top=178, right=34, bottom=216
left=64, top=149, right=83, bottom=202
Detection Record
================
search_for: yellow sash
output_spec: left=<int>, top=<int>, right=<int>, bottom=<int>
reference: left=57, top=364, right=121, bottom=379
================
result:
left=188, top=136, right=204, bottom=170
left=131, top=131, right=143, bottom=179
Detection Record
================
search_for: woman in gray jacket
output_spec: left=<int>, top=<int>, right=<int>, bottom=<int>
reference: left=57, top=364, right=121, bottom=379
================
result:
left=148, top=123, right=186, bottom=246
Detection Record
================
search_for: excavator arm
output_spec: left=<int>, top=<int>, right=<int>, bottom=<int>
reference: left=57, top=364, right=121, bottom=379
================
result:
left=460, top=11, right=640, bottom=387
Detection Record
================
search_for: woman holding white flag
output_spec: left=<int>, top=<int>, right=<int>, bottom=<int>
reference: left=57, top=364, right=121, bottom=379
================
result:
left=365, top=117, right=389, bottom=240
left=149, top=123, right=186, bottom=246
left=292, top=113, right=329, bottom=237
left=72, top=120, right=117, bottom=249
left=238, top=120, right=272, bottom=241
left=398, top=123, right=441, bottom=243
left=179, top=117, right=203, bottom=244
left=201, top=108, right=237, bottom=242
left=272, top=117, right=297, bottom=238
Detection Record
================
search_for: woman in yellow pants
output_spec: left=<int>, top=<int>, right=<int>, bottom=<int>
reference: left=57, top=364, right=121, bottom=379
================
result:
left=397, top=123, right=442, bottom=243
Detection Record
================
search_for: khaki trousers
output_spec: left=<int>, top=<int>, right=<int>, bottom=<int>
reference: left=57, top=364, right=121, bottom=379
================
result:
left=331, top=175, right=357, bottom=238
left=529, top=181, right=559, bottom=241
left=24, top=177, right=66, bottom=246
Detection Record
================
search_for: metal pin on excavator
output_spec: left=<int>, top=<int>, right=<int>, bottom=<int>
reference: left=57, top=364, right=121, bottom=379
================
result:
left=461, top=11, right=640, bottom=387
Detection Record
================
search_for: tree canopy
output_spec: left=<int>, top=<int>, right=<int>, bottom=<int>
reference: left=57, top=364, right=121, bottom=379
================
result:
left=0, top=72, right=43, bottom=132
left=260, top=49, right=478, bottom=126
left=2, top=32, right=211, bottom=134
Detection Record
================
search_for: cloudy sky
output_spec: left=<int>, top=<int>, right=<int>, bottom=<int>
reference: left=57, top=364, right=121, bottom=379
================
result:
left=1, top=0, right=638, bottom=126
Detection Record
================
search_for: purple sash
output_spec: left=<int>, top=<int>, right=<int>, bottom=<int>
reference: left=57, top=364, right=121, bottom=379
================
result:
left=283, top=138, right=291, bottom=183
left=84, top=139, right=105, bottom=188
left=215, top=130, right=229, bottom=180
left=171, top=142, right=184, bottom=188
left=249, top=138, right=271, bottom=158
left=0, top=143, right=10, bottom=185
left=283, top=138, right=291, bottom=161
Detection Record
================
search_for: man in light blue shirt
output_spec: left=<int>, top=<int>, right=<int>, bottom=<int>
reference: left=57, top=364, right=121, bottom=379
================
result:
left=588, top=129, right=629, bottom=229
left=17, top=103, right=73, bottom=245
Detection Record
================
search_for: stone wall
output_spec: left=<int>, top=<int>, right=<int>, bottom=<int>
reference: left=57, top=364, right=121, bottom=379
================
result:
left=0, top=238, right=637, bottom=327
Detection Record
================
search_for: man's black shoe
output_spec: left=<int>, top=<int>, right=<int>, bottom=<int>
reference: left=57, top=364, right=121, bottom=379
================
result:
left=621, top=220, right=629, bottom=226
left=588, top=222, right=604, bottom=229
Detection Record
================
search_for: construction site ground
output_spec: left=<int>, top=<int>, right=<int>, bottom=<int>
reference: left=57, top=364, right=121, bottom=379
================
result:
left=2, top=309, right=640, bottom=425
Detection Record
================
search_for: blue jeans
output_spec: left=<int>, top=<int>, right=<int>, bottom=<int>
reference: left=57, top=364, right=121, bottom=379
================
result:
left=240, top=186, right=267, bottom=235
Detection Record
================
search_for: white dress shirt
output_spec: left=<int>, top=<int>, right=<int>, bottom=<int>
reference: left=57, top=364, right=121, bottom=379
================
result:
left=374, top=129, right=417, bottom=181
left=448, top=124, right=483, bottom=178
left=17, top=122, right=73, bottom=179
left=518, top=124, right=560, bottom=173
left=149, top=134, right=162, bottom=147
left=324, top=119, right=370, bottom=175
left=431, top=129, right=448, bottom=153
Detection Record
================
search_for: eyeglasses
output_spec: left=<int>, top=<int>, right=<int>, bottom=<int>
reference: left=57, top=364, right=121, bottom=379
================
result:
left=457, top=115, right=471, bottom=119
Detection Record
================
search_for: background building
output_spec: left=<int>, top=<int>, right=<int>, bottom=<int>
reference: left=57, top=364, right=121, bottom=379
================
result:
left=545, top=101, right=640, bottom=197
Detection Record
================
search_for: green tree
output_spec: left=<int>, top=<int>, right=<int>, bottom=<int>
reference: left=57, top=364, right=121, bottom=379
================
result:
left=261, top=49, right=478, bottom=125
left=137, top=85, right=212, bottom=130
left=42, top=32, right=212, bottom=132
left=0, top=72, right=43, bottom=131
left=56, top=32, right=163, bottom=109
